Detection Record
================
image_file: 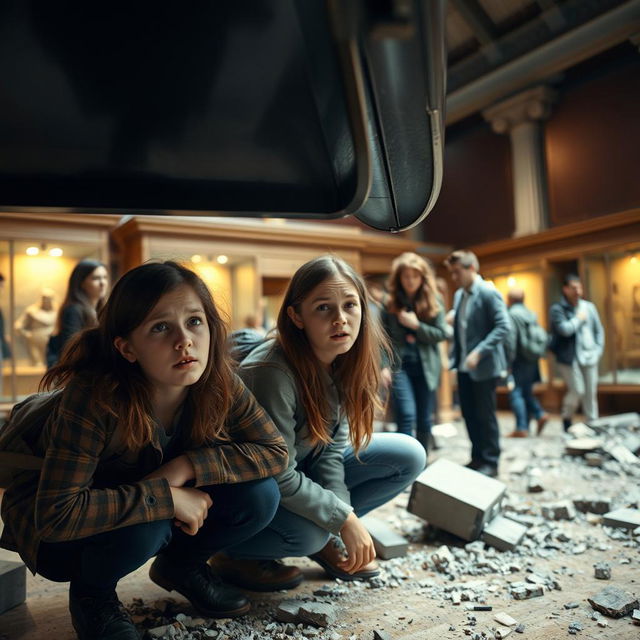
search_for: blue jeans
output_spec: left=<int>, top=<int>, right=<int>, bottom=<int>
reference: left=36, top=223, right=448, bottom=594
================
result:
left=226, top=433, right=426, bottom=559
left=391, top=359, right=434, bottom=442
left=509, top=367, right=544, bottom=432
left=36, top=478, right=279, bottom=595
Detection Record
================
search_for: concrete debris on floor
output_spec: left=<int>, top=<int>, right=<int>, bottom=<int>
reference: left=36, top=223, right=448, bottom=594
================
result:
left=2, top=412, right=639, bottom=639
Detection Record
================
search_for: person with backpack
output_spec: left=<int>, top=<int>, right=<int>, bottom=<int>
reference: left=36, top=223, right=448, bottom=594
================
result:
left=0, top=261, right=288, bottom=640
left=209, top=255, right=426, bottom=591
left=504, top=287, right=549, bottom=437
left=549, top=273, right=604, bottom=431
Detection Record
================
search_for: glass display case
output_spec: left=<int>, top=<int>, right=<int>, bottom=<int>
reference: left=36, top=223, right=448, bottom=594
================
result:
left=1, top=235, right=109, bottom=403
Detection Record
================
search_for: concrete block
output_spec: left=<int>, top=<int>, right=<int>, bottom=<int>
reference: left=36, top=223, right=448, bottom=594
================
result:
left=632, top=609, right=640, bottom=625
left=584, top=453, right=604, bottom=467
left=588, top=585, right=639, bottom=618
left=407, top=459, right=506, bottom=541
left=621, top=433, right=640, bottom=455
left=572, top=498, right=611, bottom=514
left=588, top=412, right=640, bottom=432
left=594, top=562, right=611, bottom=580
left=481, top=515, right=527, bottom=551
left=541, top=501, right=575, bottom=521
left=298, top=602, right=337, bottom=627
left=604, top=444, right=640, bottom=465
left=602, top=508, right=640, bottom=529
left=361, top=516, right=409, bottom=560
left=564, top=438, right=603, bottom=455
left=0, top=560, right=26, bottom=614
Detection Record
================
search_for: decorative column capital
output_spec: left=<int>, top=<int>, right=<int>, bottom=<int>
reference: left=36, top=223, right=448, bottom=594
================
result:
left=482, top=86, right=557, bottom=135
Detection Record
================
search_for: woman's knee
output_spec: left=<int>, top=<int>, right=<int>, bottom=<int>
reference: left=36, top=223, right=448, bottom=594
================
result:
left=381, top=433, right=427, bottom=477
left=291, top=525, right=330, bottom=556
left=235, top=476, right=280, bottom=525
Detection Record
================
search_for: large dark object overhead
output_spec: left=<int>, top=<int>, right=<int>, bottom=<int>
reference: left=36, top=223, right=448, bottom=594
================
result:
left=0, top=0, right=445, bottom=232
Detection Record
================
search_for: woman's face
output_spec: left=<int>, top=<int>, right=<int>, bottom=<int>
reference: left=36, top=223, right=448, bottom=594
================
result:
left=287, top=276, right=362, bottom=367
left=400, top=267, right=423, bottom=298
left=114, top=284, right=210, bottom=400
left=82, top=266, right=109, bottom=303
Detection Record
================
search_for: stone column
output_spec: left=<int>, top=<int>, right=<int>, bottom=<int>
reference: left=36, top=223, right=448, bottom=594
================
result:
left=482, top=86, right=556, bottom=237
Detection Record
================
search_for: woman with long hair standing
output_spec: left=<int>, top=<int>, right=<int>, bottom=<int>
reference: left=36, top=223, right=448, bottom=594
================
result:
left=1, top=261, right=288, bottom=639
left=209, top=255, right=426, bottom=592
left=381, top=252, right=449, bottom=452
left=46, top=259, right=109, bottom=367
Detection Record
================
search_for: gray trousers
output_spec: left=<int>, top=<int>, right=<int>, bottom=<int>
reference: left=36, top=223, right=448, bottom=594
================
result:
left=557, top=361, right=599, bottom=422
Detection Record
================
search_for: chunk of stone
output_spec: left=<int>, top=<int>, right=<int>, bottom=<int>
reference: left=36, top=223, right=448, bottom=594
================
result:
left=602, top=508, right=640, bottom=529
left=361, top=516, right=409, bottom=559
left=0, top=561, right=26, bottom=614
left=494, top=626, right=512, bottom=639
left=594, top=562, right=611, bottom=580
left=567, top=422, right=596, bottom=438
left=572, top=498, right=611, bottom=514
left=408, top=458, right=506, bottom=541
left=632, top=609, right=640, bottom=625
left=510, top=583, right=543, bottom=600
left=564, top=602, right=579, bottom=610
left=515, top=624, right=525, bottom=633
left=587, top=585, right=639, bottom=618
left=373, top=631, right=392, bottom=640
left=584, top=453, right=604, bottom=467
left=564, top=438, right=603, bottom=455
left=541, top=501, right=575, bottom=521
left=147, top=626, right=169, bottom=638
left=494, top=612, right=517, bottom=626
left=274, top=600, right=301, bottom=623
left=298, top=602, right=337, bottom=627
left=604, top=444, right=640, bottom=465
left=588, top=412, right=640, bottom=431
left=481, top=515, right=527, bottom=551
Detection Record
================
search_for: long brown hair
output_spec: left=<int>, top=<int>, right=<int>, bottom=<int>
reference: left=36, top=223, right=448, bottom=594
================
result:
left=387, top=252, right=440, bottom=320
left=55, top=259, right=108, bottom=333
left=276, top=255, right=390, bottom=452
left=41, top=261, right=234, bottom=450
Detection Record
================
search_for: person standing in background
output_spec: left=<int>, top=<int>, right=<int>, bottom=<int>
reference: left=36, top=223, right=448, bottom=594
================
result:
left=46, top=259, right=109, bottom=368
left=0, top=274, right=11, bottom=395
left=504, top=287, right=549, bottom=437
left=549, top=273, right=604, bottom=430
left=381, top=252, right=448, bottom=453
left=445, top=250, right=510, bottom=478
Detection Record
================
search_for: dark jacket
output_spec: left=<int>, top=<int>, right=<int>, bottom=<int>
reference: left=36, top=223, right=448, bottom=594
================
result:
left=506, top=302, right=541, bottom=384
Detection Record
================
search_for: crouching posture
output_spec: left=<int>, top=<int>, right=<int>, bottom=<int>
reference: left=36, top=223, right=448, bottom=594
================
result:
left=0, top=262, right=288, bottom=640
left=210, top=255, right=426, bottom=591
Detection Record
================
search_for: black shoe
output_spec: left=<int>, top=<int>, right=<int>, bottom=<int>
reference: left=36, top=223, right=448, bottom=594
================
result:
left=562, top=418, right=572, bottom=432
left=465, top=460, right=481, bottom=470
left=69, top=590, right=140, bottom=640
left=475, top=464, right=498, bottom=478
left=149, top=554, right=250, bottom=618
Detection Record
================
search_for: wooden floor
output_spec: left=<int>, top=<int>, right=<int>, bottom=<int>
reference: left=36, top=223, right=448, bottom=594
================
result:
left=2, top=413, right=640, bottom=640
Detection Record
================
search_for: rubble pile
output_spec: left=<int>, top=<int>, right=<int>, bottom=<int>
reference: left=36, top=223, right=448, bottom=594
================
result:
left=125, top=414, right=639, bottom=639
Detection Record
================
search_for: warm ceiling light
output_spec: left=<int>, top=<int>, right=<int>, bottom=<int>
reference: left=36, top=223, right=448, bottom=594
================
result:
left=507, top=276, right=516, bottom=287
left=48, top=247, right=63, bottom=257
left=216, top=255, right=229, bottom=265
left=191, top=254, right=202, bottom=264
left=26, top=246, right=39, bottom=256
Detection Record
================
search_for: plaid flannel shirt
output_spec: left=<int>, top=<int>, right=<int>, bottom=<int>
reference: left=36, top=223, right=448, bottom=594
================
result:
left=0, top=374, right=287, bottom=573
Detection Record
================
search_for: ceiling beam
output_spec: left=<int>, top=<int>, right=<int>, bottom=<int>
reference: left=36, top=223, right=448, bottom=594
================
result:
left=446, top=0, right=640, bottom=124
left=450, top=0, right=498, bottom=47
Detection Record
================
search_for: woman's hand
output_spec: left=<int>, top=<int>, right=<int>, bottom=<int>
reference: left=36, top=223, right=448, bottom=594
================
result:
left=169, top=486, right=212, bottom=536
left=145, top=454, right=195, bottom=487
left=397, top=309, right=420, bottom=331
left=339, top=512, right=376, bottom=574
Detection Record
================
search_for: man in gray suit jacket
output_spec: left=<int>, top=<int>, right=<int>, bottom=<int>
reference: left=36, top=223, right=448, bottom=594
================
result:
left=549, top=273, right=604, bottom=430
left=445, top=251, right=510, bottom=477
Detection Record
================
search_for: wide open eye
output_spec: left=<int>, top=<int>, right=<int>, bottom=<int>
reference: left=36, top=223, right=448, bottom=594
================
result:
left=151, top=322, right=169, bottom=333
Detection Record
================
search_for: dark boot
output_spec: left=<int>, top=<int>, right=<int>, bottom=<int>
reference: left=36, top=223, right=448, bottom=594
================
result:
left=69, top=589, right=140, bottom=640
left=416, top=431, right=430, bottom=453
left=149, top=554, right=250, bottom=618
left=562, top=417, right=572, bottom=432
left=209, top=553, right=303, bottom=592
